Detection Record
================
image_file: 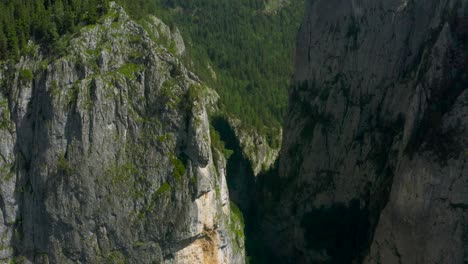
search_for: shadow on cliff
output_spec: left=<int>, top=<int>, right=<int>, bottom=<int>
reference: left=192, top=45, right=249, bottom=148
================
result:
left=254, top=166, right=375, bottom=264
left=12, top=69, right=57, bottom=259
left=211, top=117, right=265, bottom=263
left=300, top=201, right=372, bottom=264
left=211, top=117, right=256, bottom=213
left=212, top=117, right=289, bottom=263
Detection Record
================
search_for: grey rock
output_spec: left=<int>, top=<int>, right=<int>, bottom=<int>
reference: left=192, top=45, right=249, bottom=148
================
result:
left=227, top=117, right=280, bottom=176
left=0, top=2, right=244, bottom=264
left=263, top=0, right=291, bottom=14
left=171, top=29, right=186, bottom=56
left=366, top=90, right=468, bottom=264
left=144, top=16, right=186, bottom=56
left=266, top=0, right=468, bottom=262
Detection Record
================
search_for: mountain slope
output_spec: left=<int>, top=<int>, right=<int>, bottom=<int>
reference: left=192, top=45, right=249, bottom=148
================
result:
left=0, top=3, right=244, bottom=263
left=151, top=0, right=304, bottom=135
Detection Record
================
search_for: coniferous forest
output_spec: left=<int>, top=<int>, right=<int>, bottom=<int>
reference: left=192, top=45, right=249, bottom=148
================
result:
left=151, top=0, right=304, bottom=136
left=0, top=0, right=304, bottom=143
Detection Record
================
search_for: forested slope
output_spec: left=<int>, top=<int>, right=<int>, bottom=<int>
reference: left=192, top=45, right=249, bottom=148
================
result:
left=0, top=0, right=304, bottom=143
left=150, top=0, right=304, bottom=135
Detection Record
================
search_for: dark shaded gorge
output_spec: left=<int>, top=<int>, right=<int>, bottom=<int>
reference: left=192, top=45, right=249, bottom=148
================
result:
left=211, top=116, right=376, bottom=264
left=211, top=117, right=262, bottom=262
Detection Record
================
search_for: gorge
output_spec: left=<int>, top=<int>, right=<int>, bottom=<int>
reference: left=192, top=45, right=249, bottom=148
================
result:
left=0, top=0, right=467, bottom=263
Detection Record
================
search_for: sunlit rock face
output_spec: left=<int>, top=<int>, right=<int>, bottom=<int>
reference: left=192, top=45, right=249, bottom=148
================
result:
left=269, top=0, right=467, bottom=263
left=0, top=3, right=244, bottom=263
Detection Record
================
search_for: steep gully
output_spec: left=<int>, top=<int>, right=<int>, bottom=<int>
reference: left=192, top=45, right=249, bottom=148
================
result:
left=211, top=118, right=259, bottom=261
left=215, top=117, right=376, bottom=264
left=212, top=117, right=282, bottom=263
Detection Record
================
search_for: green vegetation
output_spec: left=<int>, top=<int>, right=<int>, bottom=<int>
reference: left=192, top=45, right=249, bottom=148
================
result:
left=107, top=162, right=139, bottom=185
left=140, top=182, right=171, bottom=217
left=49, top=80, right=60, bottom=97
left=106, top=251, right=127, bottom=264
left=160, top=79, right=183, bottom=110
left=0, top=98, right=14, bottom=131
left=215, top=185, right=221, bottom=198
left=230, top=202, right=245, bottom=229
left=210, top=126, right=234, bottom=160
left=9, top=256, right=27, bottom=264
left=229, top=201, right=245, bottom=250
left=0, top=163, right=15, bottom=182
left=169, top=154, right=186, bottom=181
left=0, top=0, right=304, bottom=140
left=0, top=0, right=162, bottom=60
left=155, top=182, right=171, bottom=196
left=104, top=160, right=148, bottom=199
left=57, top=152, right=73, bottom=176
left=116, top=63, right=141, bottom=79
left=67, top=82, right=80, bottom=110
left=151, top=0, right=305, bottom=133
left=0, top=0, right=109, bottom=60
left=187, top=83, right=205, bottom=102
left=0, top=0, right=180, bottom=60
left=19, top=69, right=33, bottom=81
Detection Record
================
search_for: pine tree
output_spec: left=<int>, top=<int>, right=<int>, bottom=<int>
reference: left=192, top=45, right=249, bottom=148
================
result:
left=5, top=18, right=19, bottom=59
left=53, top=0, right=65, bottom=33
left=0, top=27, right=7, bottom=60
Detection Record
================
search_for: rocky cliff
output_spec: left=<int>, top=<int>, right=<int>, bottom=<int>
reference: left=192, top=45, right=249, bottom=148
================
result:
left=268, top=0, right=467, bottom=263
left=0, top=3, right=244, bottom=263
left=226, top=117, right=280, bottom=177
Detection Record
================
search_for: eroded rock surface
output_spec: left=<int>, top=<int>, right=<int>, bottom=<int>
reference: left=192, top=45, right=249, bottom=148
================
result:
left=0, top=3, right=244, bottom=264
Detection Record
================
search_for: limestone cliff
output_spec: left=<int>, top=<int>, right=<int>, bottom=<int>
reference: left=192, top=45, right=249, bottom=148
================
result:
left=267, top=0, right=468, bottom=263
left=0, top=3, right=244, bottom=264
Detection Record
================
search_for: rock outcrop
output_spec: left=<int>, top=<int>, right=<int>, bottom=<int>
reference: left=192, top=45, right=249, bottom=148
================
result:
left=227, top=117, right=280, bottom=177
left=0, top=3, right=244, bottom=264
left=264, top=0, right=292, bottom=14
left=267, top=0, right=467, bottom=263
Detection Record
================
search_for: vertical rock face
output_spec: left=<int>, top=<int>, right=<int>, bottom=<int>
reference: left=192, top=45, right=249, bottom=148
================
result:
left=274, top=0, right=467, bottom=263
left=0, top=3, right=244, bottom=264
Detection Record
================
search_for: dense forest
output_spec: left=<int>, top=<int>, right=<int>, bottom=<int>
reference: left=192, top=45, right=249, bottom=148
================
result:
left=0, top=0, right=304, bottom=144
left=151, top=0, right=304, bottom=139
left=0, top=0, right=105, bottom=59
left=0, top=0, right=161, bottom=59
